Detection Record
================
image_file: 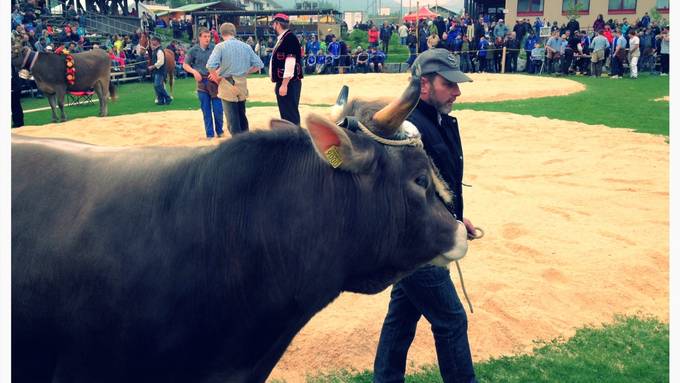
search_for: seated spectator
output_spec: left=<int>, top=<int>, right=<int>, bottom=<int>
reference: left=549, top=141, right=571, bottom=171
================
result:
left=368, top=47, right=385, bottom=72
left=304, top=52, right=317, bottom=74
left=315, top=49, right=327, bottom=74
left=67, top=41, right=81, bottom=53
left=529, top=43, right=544, bottom=74
left=175, top=47, right=187, bottom=78
left=355, top=46, right=369, bottom=73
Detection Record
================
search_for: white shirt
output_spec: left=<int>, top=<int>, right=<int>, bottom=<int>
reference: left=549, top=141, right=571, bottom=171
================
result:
left=154, top=48, right=165, bottom=69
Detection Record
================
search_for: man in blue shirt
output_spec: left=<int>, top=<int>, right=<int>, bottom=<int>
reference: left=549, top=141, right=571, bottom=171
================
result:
left=306, top=33, right=320, bottom=55
left=206, top=22, right=264, bottom=135
left=524, top=30, right=538, bottom=72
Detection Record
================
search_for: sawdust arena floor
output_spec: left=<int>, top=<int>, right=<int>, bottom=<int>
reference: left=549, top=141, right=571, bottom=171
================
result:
left=13, top=74, right=668, bottom=382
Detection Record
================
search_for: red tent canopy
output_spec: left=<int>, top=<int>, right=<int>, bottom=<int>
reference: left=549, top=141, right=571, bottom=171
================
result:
left=403, top=7, right=440, bottom=22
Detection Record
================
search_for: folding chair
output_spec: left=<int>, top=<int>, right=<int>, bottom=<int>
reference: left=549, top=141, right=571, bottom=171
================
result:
left=67, top=90, right=96, bottom=106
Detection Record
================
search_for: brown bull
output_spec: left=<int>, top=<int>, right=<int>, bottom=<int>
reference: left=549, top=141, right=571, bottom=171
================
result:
left=11, top=43, right=116, bottom=123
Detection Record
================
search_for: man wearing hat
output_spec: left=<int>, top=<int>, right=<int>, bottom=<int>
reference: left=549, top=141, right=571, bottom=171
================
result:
left=373, top=48, right=478, bottom=383
left=270, top=13, right=303, bottom=125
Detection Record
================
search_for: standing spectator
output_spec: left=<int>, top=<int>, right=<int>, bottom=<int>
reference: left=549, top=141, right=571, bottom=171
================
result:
left=610, top=29, right=626, bottom=78
left=269, top=13, right=303, bottom=126
left=147, top=36, right=172, bottom=105
left=368, top=25, right=379, bottom=48
left=628, top=29, right=640, bottom=79
left=493, top=36, right=504, bottom=73
left=11, top=65, right=24, bottom=128
left=183, top=27, right=223, bottom=139
left=639, top=28, right=653, bottom=71
left=493, top=18, right=508, bottom=40
left=406, top=28, right=417, bottom=67
left=621, top=18, right=630, bottom=38
left=380, top=21, right=392, bottom=54
left=658, top=29, right=669, bottom=76
left=460, top=34, right=472, bottom=72
left=477, top=35, right=489, bottom=72
left=398, top=23, right=408, bottom=45
left=590, top=29, right=609, bottom=77
left=473, top=16, right=485, bottom=47
left=206, top=22, right=264, bottom=135
left=566, top=16, right=580, bottom=36
left=504, top=32, right=519, bottom=73
left=418, top=24, right=429, bottom=53
left=533, top=16, right=543, bottom=37
left=593, top=14, right=605, bottom=33
left=545, top=30, right=562, bottom=74
left=563, top=30, right=579, bottom=74
left=641, top=12, right=651, bottom=29
left=524, top=29, right=538, bottom=72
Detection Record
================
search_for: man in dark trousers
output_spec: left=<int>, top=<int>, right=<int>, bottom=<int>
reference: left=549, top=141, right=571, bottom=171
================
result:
left=269, top=13, right=303, bottom=125
left=373, top=48, right=478, bottom=383
left=147, top=36, right=172, bottom=105
left=380, top=21, right=393, bottom=54
left=11, top=64, right=24, bottom=128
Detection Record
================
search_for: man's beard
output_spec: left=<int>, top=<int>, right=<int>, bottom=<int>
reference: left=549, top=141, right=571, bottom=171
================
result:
left=428, top=88, right=454, bottom=114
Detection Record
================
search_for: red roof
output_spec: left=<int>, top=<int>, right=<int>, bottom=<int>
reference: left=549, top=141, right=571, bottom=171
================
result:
left=403, top=7, right=440, bottom=22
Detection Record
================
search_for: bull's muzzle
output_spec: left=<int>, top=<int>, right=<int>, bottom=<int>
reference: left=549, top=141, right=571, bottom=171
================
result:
left=429, top=220, right=469, bottom=267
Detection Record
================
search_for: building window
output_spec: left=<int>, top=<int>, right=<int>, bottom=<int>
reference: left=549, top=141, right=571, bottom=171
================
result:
left=562, top=0, right=590, bottom=15
left=517, top=0, right=544, bottom=15
left=656, top=0, right=669, bottom=12
left=608, top=0, right=636, bottom=14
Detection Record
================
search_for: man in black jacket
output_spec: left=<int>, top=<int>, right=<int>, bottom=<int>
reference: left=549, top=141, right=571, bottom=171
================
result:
left=269, top=13, right=303, bottom=125
left=374, top=48, right=478, bottom=383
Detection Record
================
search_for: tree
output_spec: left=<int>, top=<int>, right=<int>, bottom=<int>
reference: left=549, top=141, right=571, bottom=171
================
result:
left=649, top=7, right=669, bottom=27
left=565, top=0, right=584, bottom=20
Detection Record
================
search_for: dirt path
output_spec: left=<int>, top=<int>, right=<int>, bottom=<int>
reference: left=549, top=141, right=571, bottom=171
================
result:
left=13, top=74, right=666, bottom=382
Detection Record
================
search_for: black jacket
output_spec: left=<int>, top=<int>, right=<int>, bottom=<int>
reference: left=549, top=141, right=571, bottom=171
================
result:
left=270, top=29, right=303, bottom=83
left=407, top=100, right=464, bottom=220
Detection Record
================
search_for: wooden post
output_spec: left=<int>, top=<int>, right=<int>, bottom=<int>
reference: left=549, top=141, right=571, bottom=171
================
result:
left=501, top=46, right=506, bottom=73
left=416, top=1, right=419, bottom=53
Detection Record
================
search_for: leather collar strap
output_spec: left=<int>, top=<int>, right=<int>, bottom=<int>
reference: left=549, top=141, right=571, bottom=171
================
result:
left=21, top=49, right=39, bottom=72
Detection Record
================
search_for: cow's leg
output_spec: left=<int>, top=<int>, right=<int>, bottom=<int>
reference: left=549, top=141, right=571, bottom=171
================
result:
left=46, top=93, right=59, bottom=123
left=93, top=80, right=107, bottom=117
left=57, top=90, right=67, bottom=122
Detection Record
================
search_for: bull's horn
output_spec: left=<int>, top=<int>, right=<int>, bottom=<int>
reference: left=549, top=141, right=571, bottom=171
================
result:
left=330, top=85, right=349, bottom=123
left=371, top=77, right=421, bottom=137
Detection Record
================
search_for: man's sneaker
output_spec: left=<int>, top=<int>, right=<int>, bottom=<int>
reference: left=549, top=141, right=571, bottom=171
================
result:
left=660, top=73, right=668, bottom=76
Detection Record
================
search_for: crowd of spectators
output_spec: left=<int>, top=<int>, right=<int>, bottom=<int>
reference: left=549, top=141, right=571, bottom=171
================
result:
left=381, top=12, right=671, bottom=77
left=12, top=0, right=670, bottom=85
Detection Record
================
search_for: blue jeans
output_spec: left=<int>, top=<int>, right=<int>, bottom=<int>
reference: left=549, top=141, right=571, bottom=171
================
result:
left=222, top=100, right=249, bottom=135
left=374, top=265, right=476, bottom=383
left=406, top=46, right=417, bottom=67
left=198, top=91, right=224, bottom=137
left=153, top=72, right=171, bottom=104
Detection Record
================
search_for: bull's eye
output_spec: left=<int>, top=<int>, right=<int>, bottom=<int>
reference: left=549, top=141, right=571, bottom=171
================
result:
left=415, top=175, right=429, bottom=189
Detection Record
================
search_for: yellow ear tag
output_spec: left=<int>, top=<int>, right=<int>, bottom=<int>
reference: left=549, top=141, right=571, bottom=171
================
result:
left=325, top=145, right=343, bottom=168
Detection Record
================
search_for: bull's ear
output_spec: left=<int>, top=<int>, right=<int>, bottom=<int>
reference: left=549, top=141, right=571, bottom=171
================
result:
left=305, top=113, right=374, bottom=172
left=270, top=118, right=299, bottom=130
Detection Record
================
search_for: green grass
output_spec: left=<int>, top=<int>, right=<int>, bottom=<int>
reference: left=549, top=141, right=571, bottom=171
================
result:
left=21, top=72, right=669, bottom=137
left=305, top=315, right=669, bottom=383
left=347, top=29, right=411, bottom=63
left=20, top=76, right=275, bottom=126
left=457, top=73, right=669, bottom=136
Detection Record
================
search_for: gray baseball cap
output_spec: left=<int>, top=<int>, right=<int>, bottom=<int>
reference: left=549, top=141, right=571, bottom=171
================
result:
left=412, top=48, right=473, bottom=83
